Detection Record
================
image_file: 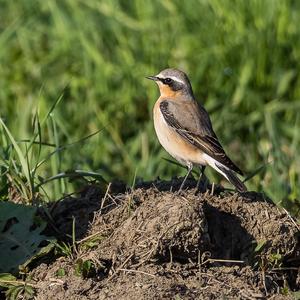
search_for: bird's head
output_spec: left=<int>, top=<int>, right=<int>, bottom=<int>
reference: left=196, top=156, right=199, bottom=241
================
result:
left=146, top=68, right=194, bottom=99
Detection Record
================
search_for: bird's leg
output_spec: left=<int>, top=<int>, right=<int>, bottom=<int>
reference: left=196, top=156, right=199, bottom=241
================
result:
left=196, top=165, right=206, bottom=191
left=178, top=162, right=193, bottom=193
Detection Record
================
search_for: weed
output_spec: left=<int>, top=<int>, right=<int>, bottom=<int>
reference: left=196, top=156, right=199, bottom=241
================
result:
left=0, top=273, right=35, bottom=300
left=74, top=259, right=96, bottom=278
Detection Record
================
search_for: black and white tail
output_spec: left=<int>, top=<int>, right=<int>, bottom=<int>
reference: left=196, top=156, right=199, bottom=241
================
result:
left=217, top=165, right=247, bottom=192
left=204, top=154, right=247, bottom=192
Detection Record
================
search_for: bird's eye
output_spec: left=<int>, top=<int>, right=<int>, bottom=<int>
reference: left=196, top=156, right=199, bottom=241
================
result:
left=164, top=78, right=173, bottom=84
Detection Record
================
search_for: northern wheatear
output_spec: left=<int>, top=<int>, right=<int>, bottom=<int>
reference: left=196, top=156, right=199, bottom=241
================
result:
left=147, top=68, right=247, bottom=192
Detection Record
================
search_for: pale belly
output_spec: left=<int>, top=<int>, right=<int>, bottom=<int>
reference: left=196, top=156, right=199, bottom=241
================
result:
left=153, top=102, right=207, bottom=167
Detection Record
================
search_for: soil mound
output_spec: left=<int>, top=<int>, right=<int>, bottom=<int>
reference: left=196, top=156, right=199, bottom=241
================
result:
left=31, top=179, right=300, bottom=299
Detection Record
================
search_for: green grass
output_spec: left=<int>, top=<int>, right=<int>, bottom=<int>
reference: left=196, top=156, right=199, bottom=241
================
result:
left=0, top=0, right=299, bottom=215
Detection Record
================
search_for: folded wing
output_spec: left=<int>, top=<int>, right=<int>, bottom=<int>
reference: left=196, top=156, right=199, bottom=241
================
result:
left=160, top=100, right=243, bottom=175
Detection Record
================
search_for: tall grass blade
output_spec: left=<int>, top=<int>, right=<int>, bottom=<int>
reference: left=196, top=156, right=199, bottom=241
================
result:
left=0, top=119, right=31, bottom=187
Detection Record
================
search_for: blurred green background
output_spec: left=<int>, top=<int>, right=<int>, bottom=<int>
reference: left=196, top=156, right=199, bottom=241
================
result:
left=0, top=0, right=299, bottom=214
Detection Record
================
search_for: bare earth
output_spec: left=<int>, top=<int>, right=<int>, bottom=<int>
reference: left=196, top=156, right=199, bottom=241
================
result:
left=31, top=179, right=300, bottom=299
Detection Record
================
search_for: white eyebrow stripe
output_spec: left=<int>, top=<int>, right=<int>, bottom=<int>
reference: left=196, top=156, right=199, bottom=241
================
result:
left=157, top=74, right=185, bottom=84
left=168, top=76, right=185, bottom=84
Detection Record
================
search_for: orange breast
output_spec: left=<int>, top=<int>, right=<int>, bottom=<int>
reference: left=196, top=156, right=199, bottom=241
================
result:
left=153, top=98, right=207, bottom=166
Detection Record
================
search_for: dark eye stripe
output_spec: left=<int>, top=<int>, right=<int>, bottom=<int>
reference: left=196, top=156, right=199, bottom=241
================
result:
left=163, top=78, right=172, bottom=85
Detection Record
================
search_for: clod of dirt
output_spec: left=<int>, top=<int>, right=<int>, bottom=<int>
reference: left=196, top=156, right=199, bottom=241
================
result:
left=30, top=179, right=300, bottom=299
left=106, top=191, right=210, bottom=266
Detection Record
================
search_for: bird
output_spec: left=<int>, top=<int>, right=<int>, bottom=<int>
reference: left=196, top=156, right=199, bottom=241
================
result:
left=146, top=68, right=247, bottom=192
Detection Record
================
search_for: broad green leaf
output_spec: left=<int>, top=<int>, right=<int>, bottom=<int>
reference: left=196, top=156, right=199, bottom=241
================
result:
left=0, top=202, right=52, bottom=274
left=0, top=273, right=16, bottom=285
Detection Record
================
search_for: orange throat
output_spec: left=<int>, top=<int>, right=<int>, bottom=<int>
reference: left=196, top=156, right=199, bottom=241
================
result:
left=159, top=85, right=181, bottom=98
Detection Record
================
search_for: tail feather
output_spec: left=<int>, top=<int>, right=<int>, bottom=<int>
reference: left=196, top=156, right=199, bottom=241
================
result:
left=203, top=154, right=247, bottom=192
left=217, top=165, right=247, bottom=192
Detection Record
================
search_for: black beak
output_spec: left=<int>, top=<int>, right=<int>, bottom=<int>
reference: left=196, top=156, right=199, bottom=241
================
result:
left=146, top=75, right=159, bottom=81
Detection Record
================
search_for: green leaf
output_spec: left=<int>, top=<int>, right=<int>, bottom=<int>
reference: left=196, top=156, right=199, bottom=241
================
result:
left=74, top=259, right=94, bottom=278
left=254, top=240, right=267, bottom=253
left=56, top=268, right=66, bottom=277
left=292, top=290, right=300, bottom=300
left=19, top=241, right=55, bottom=272
left=0, top=202, right=52, bottom=274
left=0, top=273, right=17, bottom=287
left=6, top=285, right=24, bottom=300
